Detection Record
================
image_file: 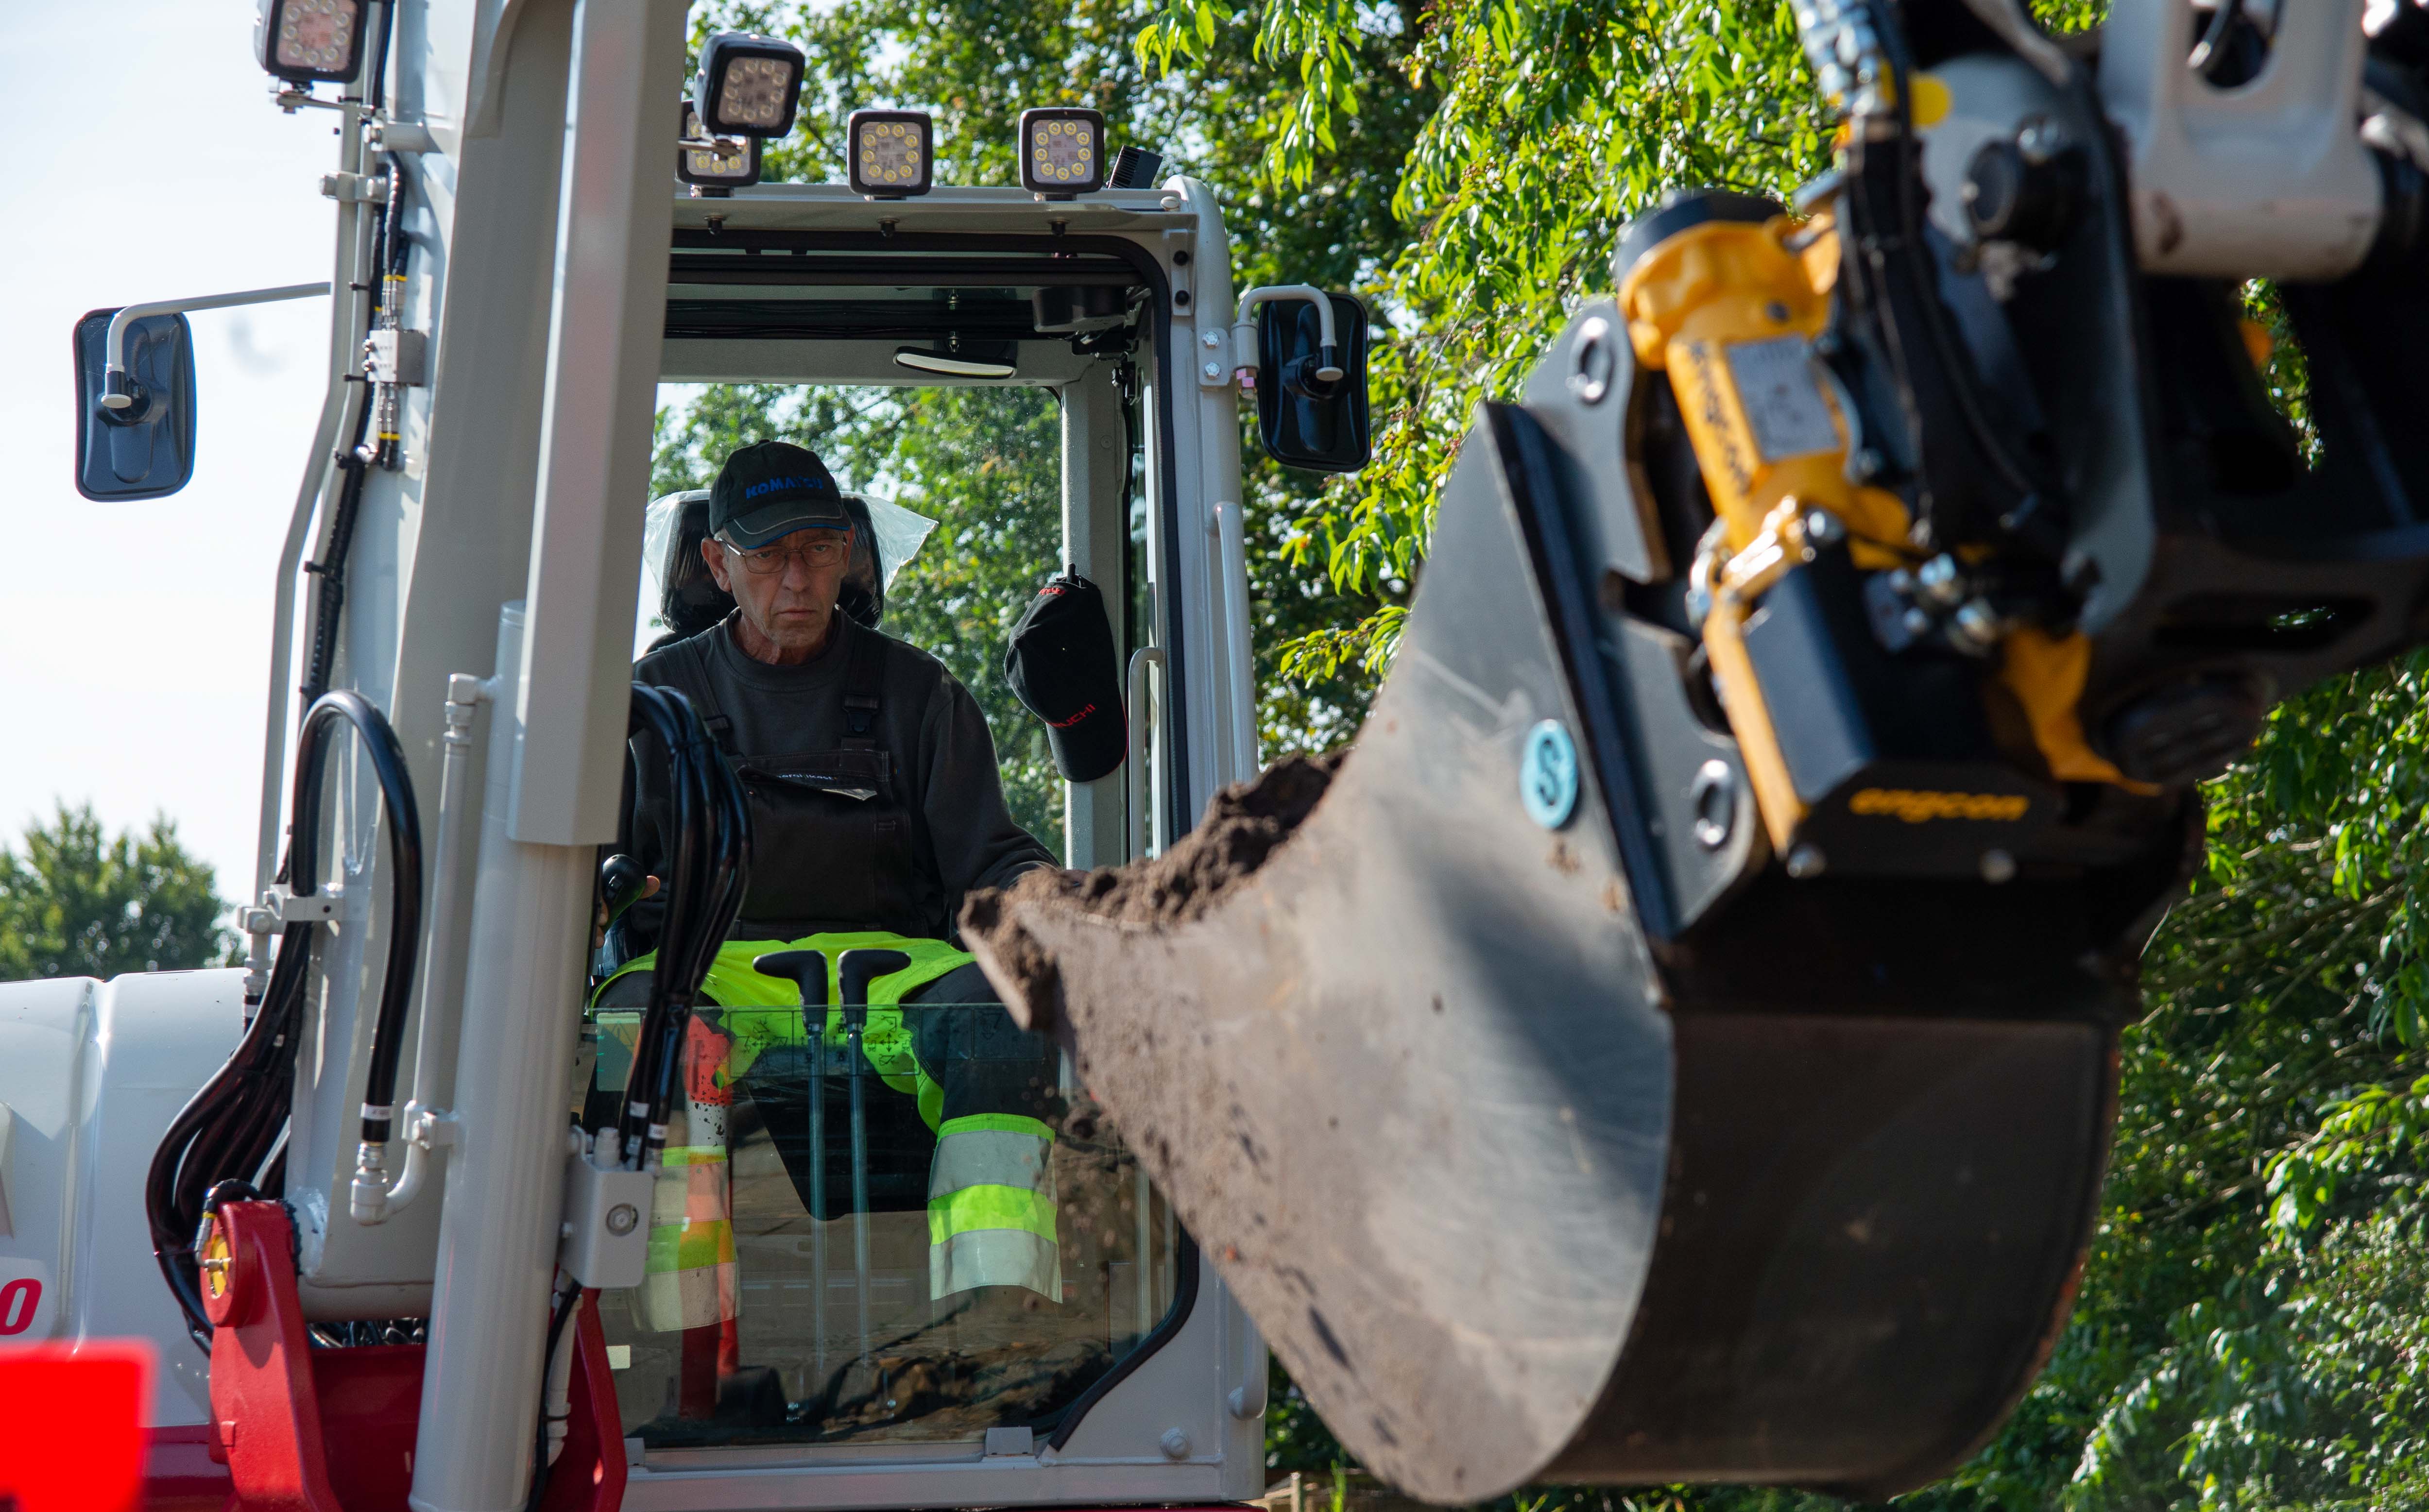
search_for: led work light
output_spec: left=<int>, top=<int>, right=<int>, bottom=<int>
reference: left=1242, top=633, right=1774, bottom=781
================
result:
left=1018, top=108, right=1106, bottom=198
left=677, top=102, right=763, bottom=192
left=848, top=111, right=935, bottom=199
left=255, top=0, right=369, bottom=84
left=693, top=32, right=807, bottom=138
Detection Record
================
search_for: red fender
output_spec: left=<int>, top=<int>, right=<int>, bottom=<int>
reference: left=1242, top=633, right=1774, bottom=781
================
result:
left=190, top=1201, right=624, bottom=1512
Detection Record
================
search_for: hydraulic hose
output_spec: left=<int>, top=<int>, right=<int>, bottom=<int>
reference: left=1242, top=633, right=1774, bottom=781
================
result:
left=611, top=684, right=750, bottom=1170
left=146, top=691, right=424, bottom=1342
left=354, top=674, right=485, bottom=1223
left=624, top=684, right=745, bottom=1160
left=362, top=154, right=413, bottom=472
left=301, top=97, right=411, bottom=706
left=367, top=0, right=396, bottom=113
left=1818, top=0, right=2039, bottom=531
left=290, top=692, right=427, bottom=1146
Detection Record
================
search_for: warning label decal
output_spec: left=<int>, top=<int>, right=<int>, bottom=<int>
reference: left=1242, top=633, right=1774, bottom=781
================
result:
left=1726, top=335, right=1842, bottom=463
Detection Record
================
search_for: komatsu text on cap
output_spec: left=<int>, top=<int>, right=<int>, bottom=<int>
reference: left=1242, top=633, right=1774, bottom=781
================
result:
left=710, top=440, right=851, bottom=549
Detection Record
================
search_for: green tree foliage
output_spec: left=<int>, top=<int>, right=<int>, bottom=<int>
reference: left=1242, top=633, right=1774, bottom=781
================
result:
left=2007, top=667, right=2429, bottom=1512
left=0, top=804, right=230, bottom=980
left=1146, top=0, right=1834, bottom=681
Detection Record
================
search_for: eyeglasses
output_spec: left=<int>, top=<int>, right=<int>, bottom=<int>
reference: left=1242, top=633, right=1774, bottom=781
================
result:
left=723, top=533, right=850, bottom=575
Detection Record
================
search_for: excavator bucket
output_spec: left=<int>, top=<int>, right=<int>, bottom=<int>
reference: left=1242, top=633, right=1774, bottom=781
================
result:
left=964, top=386, right=2168, bottom=1501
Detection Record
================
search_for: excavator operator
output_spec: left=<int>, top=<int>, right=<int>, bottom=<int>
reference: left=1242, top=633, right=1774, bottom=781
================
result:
left=632, top=440, right=1055, bottom=938
left=596, top=440, right=1066, bottom=1423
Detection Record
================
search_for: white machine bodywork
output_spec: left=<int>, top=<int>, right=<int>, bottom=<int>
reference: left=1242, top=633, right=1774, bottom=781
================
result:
left=0, top=0, right=1269, bottom=1506
left=2099, top=0, right=2384, bottom=279
left=0, top=973, right=245, bottom=1427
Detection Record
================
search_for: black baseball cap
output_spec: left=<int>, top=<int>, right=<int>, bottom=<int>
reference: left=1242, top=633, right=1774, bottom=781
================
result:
left=710, top=441, right=852, bottom=549
left=1004, top=570, right=1126, bottom=783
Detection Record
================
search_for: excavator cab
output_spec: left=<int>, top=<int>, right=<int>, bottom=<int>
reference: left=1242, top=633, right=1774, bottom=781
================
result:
left=560, top=177, right=1271, bottom=1489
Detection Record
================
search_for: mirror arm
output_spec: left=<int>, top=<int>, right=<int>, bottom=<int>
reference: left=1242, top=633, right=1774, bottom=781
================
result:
left=101, top=283, right=332, bottom=409
left=1232, top=285, right=1341, bottom=384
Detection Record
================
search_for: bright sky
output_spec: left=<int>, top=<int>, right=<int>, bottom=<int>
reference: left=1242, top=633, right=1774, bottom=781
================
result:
left=0, top=7, right=352, bottom=904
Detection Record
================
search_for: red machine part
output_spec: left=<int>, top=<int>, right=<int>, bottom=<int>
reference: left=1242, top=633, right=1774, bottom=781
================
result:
left=0, top=1339, right=152, bottom=1512
left=142, top=1425, right=233, bottom=1511
left=184, top=1200, right=625, bottom=1512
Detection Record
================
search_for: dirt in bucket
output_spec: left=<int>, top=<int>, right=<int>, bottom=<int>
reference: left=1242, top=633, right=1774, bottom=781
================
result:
left=958, top=751, right=1343, bottom=1030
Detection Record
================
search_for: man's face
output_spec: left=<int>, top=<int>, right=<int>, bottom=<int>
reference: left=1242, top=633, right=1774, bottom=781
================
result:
left=703, top=524, right=856, bottom=655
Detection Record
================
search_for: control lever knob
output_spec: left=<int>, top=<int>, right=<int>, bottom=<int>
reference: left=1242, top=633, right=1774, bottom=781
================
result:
left=597, top=853, right=649, bottom=929
left=835, top=948, right=912, bottom=1027
left=753, top=950, right=830, bottom=1009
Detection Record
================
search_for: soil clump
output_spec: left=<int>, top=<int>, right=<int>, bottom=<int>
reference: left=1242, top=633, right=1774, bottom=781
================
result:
left=958, top=751, right=1343, bottom=1029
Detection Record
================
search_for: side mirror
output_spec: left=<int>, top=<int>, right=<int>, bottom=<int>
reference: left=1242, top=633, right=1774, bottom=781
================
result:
left=1257, top=292, right=1370, bottom=475
left=73, top=307, right=197, bottom=501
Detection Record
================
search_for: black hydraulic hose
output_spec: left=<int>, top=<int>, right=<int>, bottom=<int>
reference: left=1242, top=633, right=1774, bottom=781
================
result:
left=301, top=117, right=411, bottom=705
left=144, top=692, right=423, bottom=1343
left=1843, top=5, right=2037, bottom=512
left=635, top=691, right=725, bottom=1155
left=385, top=157, right=413, bottom=277
left=150, top=19, right=419, bottom=1334
left=612, top=685, right=749, bottom=1170
left=147, top=918, right=318, bottom=1341
left=618, top=689, right=701, bottom=1157
left=289, top=692, right=426, bottom=1144
left=299, top=461, right=369, bottom=708
left=367, top=0, right=397, bottom=111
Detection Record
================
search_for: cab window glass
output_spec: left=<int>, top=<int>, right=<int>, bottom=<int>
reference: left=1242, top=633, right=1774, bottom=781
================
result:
left=586, top=997, right=1182, bottom=1448
left=650, top=382, right=1073, bottom=853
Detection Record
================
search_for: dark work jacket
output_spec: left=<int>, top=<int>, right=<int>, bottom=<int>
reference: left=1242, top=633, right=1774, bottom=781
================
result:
left=623, top=612, right=1056, bottom=945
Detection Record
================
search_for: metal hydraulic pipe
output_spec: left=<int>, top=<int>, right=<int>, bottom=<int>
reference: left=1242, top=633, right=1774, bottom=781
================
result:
left=353, top=672, right=489, bottom=1223
left=247, top=100, right=379, bottom=1002
left=847, top=1017, right=874, bottom=1368
left=810, top=1019, right=829, bottom=1385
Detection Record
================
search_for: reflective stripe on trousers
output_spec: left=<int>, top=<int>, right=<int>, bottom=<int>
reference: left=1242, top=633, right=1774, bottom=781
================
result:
left=643, top=1019, right=737, bottom=1331
left=643, top=1147, right=736, bottom=1330
left=928, top=1112, right=1061, bottom=1301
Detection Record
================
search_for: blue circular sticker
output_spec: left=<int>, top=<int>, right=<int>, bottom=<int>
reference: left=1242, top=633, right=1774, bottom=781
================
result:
left=1520, top=719, right=1580, bottom=831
